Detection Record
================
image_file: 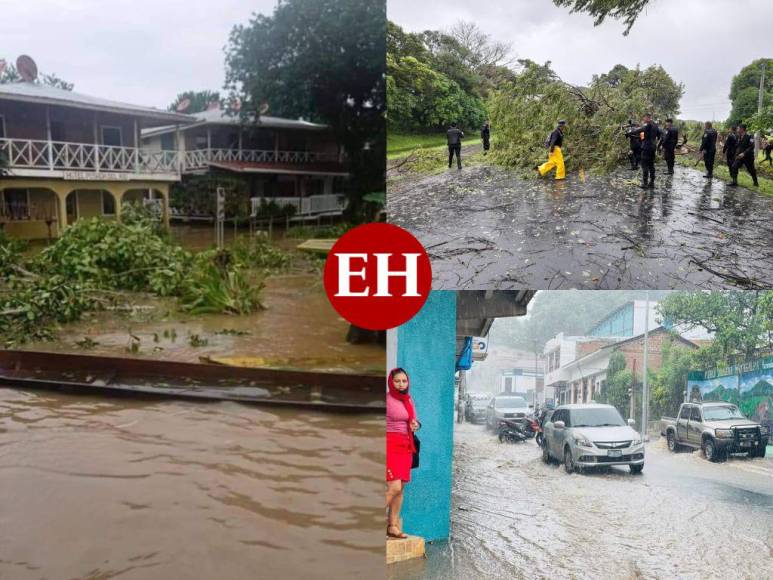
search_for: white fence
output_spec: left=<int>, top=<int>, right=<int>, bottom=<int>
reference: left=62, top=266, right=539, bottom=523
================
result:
left=184, top=148, right=339, bottom=171
left=250, top=194, right=346, bottom=217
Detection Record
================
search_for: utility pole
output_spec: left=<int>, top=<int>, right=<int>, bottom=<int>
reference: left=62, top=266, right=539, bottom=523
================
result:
left=756, top=61, right=766, bottom=159
left=641, top=292, right=650, bottom=441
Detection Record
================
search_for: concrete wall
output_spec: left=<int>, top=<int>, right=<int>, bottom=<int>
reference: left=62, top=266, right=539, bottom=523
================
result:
left=397, top=291, right=456, bottom=542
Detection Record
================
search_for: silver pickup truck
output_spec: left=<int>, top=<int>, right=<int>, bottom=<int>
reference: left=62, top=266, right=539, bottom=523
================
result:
left=660, top=401, right=769, bottom=462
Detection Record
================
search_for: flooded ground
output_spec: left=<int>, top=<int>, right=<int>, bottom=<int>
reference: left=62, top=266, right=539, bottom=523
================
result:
left=0, top=387, right=384, bottom=580
left=389, top=163, right=773, bottom=289
left=20, top=275, right=384, bottom=375
left=389, top=422, right=773, bottom=580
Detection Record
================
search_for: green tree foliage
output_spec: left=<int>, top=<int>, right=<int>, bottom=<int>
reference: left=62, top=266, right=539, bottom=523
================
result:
left=599, top=351, right=633, bottom=417
left=649, top=340, right=695, bottom=419
left=488, top=61, right=683, bottom=173
left=552, top=0, right=651, bottom=35
left=170, top=175, right=250, bottom=220
left=657, top=291, right=773, bottom=362
left=168, top=90, right=221, bottom=114
left=0, top=62, right=73, bottom=90
left=727, top=59, right=773, bottom=125
left=224, top=0, right=385, bottom=222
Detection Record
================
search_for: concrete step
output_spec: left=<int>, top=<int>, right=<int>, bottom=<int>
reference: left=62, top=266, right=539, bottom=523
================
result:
left=386, top=534, right=425, bottom=564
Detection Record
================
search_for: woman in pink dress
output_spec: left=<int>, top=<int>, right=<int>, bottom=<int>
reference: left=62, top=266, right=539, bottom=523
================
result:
left=385, top=367, right=420, bottom=539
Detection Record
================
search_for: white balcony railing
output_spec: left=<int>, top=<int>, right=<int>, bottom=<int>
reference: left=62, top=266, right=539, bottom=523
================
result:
left=250, top=194, right=346, bottom=218
left=0, top=138, right=179, bottom=175
left=0, top=138, right=341, bottom=177
left=184, top=148, right=339, bottom=171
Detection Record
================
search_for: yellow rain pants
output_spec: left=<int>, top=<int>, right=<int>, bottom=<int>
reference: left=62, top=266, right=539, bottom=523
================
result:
left=538, top=146, right=566, bottom=180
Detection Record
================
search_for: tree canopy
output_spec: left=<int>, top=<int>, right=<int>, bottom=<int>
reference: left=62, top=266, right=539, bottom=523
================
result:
left=0, top=62, right=73, bottom=90
left=489, top=61, right=683, bottom=173
left=552, top=0, right=652, bottom=35
left=224, top=0, right=385, bottom=220
left=168, top=90, right=221, bottom=114
left=727, top=59, right=772, bottom=126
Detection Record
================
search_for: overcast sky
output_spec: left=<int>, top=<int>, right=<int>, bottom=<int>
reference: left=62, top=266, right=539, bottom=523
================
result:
left=2, top=0, right=279, bottom=110
left=389, top=0, right=773, bottom=120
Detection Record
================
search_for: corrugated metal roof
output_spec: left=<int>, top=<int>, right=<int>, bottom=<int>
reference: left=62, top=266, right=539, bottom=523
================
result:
left=0, top=81, right=194, bottom=125
left=141, top=108, right=328, bottom=138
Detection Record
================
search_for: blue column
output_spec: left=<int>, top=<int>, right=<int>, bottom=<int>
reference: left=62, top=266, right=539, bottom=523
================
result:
left=396, top=291, right=456, bottom=542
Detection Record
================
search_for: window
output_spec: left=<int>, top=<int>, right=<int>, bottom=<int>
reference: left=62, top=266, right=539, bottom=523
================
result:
left=690, top=407, right=702, bottom=422
left=50, top=121, right=66, bottom=142
left=102, top=192, right=116, bottom=216
left=679, top=406, right=691, bottom=419
left=101, top=126, right=123, bottom=147
left=0, top=114, right=5, bottom=138
left=2, top=189, right=30, bottom=219
left=195, top=135, right=208, bottom=150
left=160, top=133, right=176, bottom=151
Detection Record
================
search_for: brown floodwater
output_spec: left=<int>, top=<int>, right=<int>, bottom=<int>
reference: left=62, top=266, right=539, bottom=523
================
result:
left=0, top=387, right=384, bottom=580
left=21, top=275, right=384, bottom=375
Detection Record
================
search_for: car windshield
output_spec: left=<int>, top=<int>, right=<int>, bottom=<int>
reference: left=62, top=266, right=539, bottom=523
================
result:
left=702, top=405, right=746, bottom=421
left=495, top=397, right=527, bottom=409
left=570, top=407, right=625, bottom=428
left=470, top=399, right=489, bottom=409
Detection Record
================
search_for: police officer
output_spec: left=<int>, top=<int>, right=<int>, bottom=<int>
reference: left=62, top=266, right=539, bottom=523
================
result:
left=699, top=121, right=718, bottom=179
left=626, top=113, right=659, bottom=188
left=447, top=122, right=464, bottom=169
left=733, top=124, right=759, bottom=187
left=627, top=119, right=642, bottom=170
left=723, top=125, right=738, bottom=186
left=481, top=121, right=491, bottom=155
left=660, top=118, right=679, bottom=175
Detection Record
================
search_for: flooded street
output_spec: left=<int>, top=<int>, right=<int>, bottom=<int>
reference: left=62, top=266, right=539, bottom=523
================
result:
left=389, top=422, right=773, bottom=580
left=0, top=388, right=383, bottom=580
left=20, top=275, right=384, bottom=375
left=389, top=164, right=773, bottom=289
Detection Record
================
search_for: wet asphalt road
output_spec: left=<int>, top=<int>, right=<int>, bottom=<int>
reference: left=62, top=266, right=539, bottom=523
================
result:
left=388, top=163, right=773, bottom=289
left=388, top=422, right=773, bottom=580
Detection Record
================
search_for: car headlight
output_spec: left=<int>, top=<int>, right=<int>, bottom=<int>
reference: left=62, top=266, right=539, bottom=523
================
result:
left=761, top=426, right=769, bottom=436
left=715, top=429, right=734, bottom=438
left=573, top=435, right=592, bottom=447
left=631, top=437, right=642, bottom=446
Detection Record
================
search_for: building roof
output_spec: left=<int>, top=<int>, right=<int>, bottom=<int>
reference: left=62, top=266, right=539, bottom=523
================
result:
left=0, top=82, right=194, bottom=125
left=141, top=108, right=329, bottom=139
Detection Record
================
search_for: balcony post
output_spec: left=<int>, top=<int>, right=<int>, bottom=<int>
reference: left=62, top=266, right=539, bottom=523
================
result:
left=45, top=105, right=54, bottom=170
left=238, top=128, right=243, bottom=161
left=134, top=119, right=140, bottom=174
left=93, top=112, right=100, bottom=171
left=176, top=126, right=184, bottom=173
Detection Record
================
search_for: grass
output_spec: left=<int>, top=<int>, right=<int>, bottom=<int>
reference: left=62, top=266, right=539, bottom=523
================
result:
left=388, top=131, right=482, bottom=159
left=675, top=149, right=773, bottom=197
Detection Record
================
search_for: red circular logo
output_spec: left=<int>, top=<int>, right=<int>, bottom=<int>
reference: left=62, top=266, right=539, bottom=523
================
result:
left=323, top=223, right=432, bottom=330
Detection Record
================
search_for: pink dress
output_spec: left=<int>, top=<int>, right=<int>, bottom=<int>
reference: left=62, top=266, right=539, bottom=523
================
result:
left=386, top=392, right=415, bottom=482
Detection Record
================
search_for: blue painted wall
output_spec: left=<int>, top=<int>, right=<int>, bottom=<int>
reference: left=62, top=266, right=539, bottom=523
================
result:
left=397, top=291, right=456, bottom=542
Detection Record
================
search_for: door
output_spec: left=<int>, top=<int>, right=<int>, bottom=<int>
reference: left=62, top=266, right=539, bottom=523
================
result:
left=550, top=410, right=567, bottom=457
left=101, top=126, right=122, bottom=147
left=688, top=406, right=703, bottom=445
left=677, top=405, right=690, bottom=443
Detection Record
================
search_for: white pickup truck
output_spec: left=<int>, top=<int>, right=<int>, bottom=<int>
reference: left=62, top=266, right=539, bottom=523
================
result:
left=660, top=401, right=769, bottom=462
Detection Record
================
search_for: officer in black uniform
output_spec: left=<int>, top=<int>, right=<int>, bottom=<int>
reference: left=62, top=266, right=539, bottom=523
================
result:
left=626, top=113, right=659, bottom=188
left=481, top=121, right=491, bottom=155
left=447, top=122, right=464, bottom=169
left=699, top=121, right=718, bottom=179
left=732, top=124, right=759, bottom=187
left=626, top=119, right=641, bottom=170
left=660, top=118, right=679, bottom=175
left=723, top=125, right=738, bottom=186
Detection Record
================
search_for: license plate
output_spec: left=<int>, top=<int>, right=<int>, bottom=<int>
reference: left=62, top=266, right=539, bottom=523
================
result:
left=608, top=449, right=622, bottom=458
left=740, top=441, right=751, bottom=447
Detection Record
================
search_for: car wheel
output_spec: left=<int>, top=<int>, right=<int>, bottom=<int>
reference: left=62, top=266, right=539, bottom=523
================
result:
left=703, top=438, right=724, bottom=463
left=629, top=464, right=644, bottom=475
left=542, top=442, right=551, bottom=464
left=666, top=431, right=679, bottom=452
left=536, top=433, right=543, bottom=447
left=563, top=447, right=575, bottom=474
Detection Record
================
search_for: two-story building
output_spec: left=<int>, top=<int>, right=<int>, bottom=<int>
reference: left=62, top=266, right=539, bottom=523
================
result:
left=141, top=106, right=350, bottom=221
left=0, top=81, right=193, bottom=239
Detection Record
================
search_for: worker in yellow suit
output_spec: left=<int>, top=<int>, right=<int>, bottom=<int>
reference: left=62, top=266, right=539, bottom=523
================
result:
left=535, top=120, right=567, bottom=180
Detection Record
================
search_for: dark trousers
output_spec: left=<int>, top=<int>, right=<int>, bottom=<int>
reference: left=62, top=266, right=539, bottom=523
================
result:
left=727, top=155, right=738, bottom=182
left=629, top=147, right=641, bottom=169
left=448, top=143, right=462, bottom=169
left=641, top=150, right=655, bottom=184
left=703, top=150, right=716, bottom=176
left=663, top=147, right=675, bottom=173
left=482, top=138, right=490, bottom=152
left=765, top=150, right=772, bottom=166
left=733, top=155, right=758, bottom=184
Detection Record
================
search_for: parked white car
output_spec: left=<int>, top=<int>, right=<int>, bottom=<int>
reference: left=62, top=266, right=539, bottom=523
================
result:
left=485, top=395, right=531, bottom=430
left=542, top=404, right=645, bottom=474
